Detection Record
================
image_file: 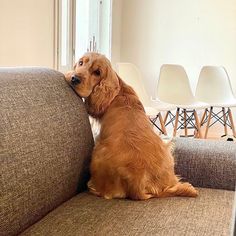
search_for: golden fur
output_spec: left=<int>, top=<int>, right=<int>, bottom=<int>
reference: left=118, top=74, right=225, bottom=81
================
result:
left=65, top=52, right=198, bottom=200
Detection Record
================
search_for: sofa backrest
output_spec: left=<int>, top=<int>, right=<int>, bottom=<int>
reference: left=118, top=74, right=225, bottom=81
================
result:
left=0, top=68, right=94, bottom=236
left=173, top=138, right=236, bottom=191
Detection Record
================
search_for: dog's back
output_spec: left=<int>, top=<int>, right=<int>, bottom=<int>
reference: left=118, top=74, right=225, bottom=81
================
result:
left=89, top=79, right=197, bottom=200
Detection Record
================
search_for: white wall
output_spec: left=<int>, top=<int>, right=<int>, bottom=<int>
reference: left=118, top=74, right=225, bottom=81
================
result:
left=111, top=0, right=123, bottom=66
left=117, top=0, right=236, bottom=102
left=0, top=0, right=55, bottom=68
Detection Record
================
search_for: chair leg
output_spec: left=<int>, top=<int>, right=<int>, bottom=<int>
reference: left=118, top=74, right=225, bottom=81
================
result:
left=164, top=111, right=169, bottom=125
left=228, top=108, right=236, bottom=137
left=222, top=107, right=228, bottom=136
left=158, top=112, right=167, bottom=135
left=205, top=107, right=213, bottom=139
left=173, top=108, right=180, bottom=137
left=193, top=110, right=203, bottom=139
left=200, top=109, right=207, bottom=126
left=184, top=109, right=188, bottom=137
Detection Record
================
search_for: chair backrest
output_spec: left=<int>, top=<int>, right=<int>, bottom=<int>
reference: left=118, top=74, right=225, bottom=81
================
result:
left=157, top=64, right=195, bottom=105
left=196, top=66, right=235, bottom=104
left=116, top=63, right=150, bottom=106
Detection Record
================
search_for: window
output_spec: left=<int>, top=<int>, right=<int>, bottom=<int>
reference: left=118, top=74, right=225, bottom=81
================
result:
left=57, top=0, right=112, bottom=71
left=58, top=0, right=73, bottom=71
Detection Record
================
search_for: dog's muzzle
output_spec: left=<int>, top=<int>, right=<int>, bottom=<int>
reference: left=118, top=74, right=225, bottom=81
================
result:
left=71, top=75, right=81, bottom=86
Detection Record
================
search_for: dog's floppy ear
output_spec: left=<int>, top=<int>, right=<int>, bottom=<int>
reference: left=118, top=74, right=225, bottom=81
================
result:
left=85, top=66, right=120, bottom=118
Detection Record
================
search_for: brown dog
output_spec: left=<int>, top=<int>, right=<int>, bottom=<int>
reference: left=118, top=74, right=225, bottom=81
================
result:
left=65, top=52, right=198, bottom=200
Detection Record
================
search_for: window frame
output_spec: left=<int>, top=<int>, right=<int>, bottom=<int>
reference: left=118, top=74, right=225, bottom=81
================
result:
left=55, top=0, right=112, bottom=72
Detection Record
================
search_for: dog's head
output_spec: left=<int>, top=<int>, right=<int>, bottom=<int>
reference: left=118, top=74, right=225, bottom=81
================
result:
left=65, top=52, right=120, bottom=118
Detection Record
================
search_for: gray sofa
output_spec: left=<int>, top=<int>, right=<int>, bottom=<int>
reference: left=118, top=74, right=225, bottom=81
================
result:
left=0, top=68, right=235, bottom=236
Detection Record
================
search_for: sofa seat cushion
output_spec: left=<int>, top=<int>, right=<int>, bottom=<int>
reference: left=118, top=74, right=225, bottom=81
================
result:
left=21, top=188, right=234, bottom=236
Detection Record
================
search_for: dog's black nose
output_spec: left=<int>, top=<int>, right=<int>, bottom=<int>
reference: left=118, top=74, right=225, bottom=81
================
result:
left=71, top=75, right=81, bottom=86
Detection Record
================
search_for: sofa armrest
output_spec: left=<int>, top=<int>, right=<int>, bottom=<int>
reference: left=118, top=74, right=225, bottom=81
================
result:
left=173, top=138, right=236, bottom=191
left=0, top=68, right=94, bottom=236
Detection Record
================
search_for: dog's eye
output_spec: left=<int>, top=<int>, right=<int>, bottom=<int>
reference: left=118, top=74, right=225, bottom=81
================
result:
left=94, top=69, right=101, bottom=76
left=79, top=61, right=83, bottom=66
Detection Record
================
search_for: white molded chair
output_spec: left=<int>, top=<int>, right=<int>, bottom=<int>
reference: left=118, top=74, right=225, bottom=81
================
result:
left=157, top=64, right=209, bottom=138
left=116, top=63, right=176, bottom=135
left=196, top=66, right=236, bottom=138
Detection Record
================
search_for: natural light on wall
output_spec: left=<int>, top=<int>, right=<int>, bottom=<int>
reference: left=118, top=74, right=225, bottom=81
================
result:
left=58, top=0, right=112, bottom=72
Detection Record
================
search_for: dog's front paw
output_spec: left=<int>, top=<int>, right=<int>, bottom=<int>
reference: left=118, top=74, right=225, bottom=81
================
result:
left=87, top=180, right=101, bottom=197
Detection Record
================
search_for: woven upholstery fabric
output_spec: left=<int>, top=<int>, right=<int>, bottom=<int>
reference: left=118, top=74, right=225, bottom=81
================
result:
left=173, top=138, right=236, bottom=191
left=0, top=68, right=94, bottom=236
left=21, top=188, right=234, bottom=236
